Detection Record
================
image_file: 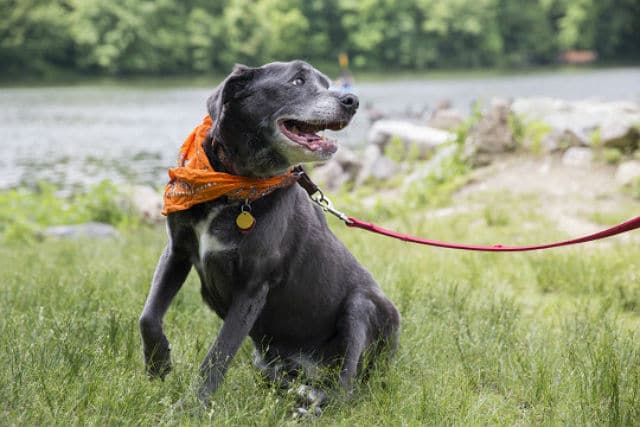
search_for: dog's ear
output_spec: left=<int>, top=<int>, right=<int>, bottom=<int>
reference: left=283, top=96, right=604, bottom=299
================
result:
left=207, top=64, right=257, bottom=122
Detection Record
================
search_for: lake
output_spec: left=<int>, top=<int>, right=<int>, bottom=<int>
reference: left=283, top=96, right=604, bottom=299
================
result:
left=1, top=67, right=639, bottom=191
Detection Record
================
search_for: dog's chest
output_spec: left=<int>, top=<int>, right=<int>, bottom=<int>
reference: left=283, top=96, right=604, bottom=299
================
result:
left=193, top=207, right=238, bottom=266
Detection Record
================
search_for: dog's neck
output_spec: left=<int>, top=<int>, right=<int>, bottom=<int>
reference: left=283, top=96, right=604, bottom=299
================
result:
left=205, top=129, right=291, bottom=179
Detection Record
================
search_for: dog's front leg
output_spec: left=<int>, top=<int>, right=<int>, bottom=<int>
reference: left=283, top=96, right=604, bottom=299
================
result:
left=197, top=281, right=269, bottom=403
left=139, top=245, right=192, bottom=378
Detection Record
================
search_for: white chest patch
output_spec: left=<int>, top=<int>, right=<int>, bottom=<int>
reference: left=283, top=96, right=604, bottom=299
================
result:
left=194, top=207, right=235, bottom=263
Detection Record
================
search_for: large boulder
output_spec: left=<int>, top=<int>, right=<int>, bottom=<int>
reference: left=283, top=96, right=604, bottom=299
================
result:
left=464, top=98, right=516, bottom=166
left=368, top=119, right=456, bottom=160
left=512, top=97, right=640, bottom=151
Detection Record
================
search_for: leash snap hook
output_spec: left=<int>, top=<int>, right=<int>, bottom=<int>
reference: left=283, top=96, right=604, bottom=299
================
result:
left=311, top=191, right=353, bottom=225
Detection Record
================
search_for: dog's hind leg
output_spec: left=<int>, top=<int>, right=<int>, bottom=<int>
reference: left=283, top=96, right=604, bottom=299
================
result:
left=337, top=290, right=400, bottom=394
left=139, top=245, right=192, bottom=379
left=336, top=293, right=375, bottom=394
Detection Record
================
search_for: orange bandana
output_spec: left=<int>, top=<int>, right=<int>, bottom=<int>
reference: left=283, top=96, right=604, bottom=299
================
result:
left=162, top=116, right=298, bottom=215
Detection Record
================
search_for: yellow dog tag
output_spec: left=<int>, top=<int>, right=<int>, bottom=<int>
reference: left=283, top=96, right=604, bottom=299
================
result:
left=236, top=211, right=255, bottom=234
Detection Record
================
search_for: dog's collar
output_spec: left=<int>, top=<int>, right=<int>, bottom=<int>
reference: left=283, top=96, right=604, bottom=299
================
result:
left=162, top=115, right=299, bottom=215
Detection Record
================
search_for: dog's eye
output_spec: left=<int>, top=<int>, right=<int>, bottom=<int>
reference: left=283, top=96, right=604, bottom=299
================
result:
left=291, top=77, right=305, bottom=86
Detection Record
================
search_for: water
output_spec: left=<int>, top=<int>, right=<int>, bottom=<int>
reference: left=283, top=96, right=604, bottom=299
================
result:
left=1, top=67, right=639, bottom=190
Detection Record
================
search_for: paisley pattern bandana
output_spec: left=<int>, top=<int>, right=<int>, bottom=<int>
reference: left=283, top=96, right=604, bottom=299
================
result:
left=162, top=116, right=298, bottom=215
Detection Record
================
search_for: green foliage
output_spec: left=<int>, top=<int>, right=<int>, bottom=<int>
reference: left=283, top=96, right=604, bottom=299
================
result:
left=604, top=148, right=623, bottom=164
left=591, top=127, right=602, bottom=147
left=402, top=147, right=471, bottom=210
left=0, top=181, right=137, bottom=242
left=1, top=0, right=639, bottom=77
left=383, top=137, right=406, bottom=163
left=512, top=117, right=553, bottom=155
left=0, top=0, right=74, bottom=75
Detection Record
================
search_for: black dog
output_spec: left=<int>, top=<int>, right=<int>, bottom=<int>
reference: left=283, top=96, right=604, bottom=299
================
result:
left=139, top=61, right=400, bottom=409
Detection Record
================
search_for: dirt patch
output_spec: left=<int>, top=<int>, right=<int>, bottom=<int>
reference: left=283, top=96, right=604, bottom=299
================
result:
left=458, top=154, right=638, bottom=237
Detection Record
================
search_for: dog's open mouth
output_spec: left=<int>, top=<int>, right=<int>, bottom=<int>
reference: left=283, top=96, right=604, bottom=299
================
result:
left=278, top=119, right=348, bottom=153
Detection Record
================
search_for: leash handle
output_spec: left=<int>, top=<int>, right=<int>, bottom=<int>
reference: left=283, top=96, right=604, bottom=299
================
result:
left=346, top=215, right=640, bottom=252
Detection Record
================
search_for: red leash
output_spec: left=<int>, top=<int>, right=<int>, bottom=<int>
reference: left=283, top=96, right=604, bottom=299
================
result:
left=345, top=215, right=640, bottom=252
left=297, top=168, right=640, bottom=252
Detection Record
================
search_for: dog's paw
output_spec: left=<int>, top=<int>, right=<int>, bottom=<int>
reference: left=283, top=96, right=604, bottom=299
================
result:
left=145, top=358, right=172, bottom=379
left=293, top=405, right=322, bottom=420
left=143, top=337, right=173, bottom=379
left=288, top=384, right=326, bottom=420
left=290, top=384, right=327, bottom=407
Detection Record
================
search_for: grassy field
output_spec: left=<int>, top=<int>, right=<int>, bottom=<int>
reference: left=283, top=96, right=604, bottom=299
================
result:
left=1, top=186, right=640, bottom=426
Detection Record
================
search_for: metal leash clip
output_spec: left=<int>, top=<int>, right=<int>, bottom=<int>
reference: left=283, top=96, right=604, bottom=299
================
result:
left=311, top=190, right=353, bottom=224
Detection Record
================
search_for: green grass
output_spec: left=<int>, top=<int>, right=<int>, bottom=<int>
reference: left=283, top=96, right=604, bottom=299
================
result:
left=2, top=188, right=640, bottom=426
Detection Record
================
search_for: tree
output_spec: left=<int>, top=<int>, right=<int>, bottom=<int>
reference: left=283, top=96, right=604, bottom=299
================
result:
left=496, top=0, right=556, bottom=66
left=218, top=0, right=310, bottom=69
left=0, top=0, right=73, bottom=75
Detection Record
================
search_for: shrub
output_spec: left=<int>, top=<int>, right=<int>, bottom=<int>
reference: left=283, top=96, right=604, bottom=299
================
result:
left=0, top=181, right=138, bottom=242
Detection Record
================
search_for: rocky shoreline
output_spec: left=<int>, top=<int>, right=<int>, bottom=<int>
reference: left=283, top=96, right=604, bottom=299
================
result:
left=313, top=97, right=640, bottom=192
left=37, top=97, right=640, bottom=239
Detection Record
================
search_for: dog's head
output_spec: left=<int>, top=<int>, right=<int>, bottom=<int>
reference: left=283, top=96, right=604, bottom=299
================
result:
left=207, top=60, right=359, bottom=177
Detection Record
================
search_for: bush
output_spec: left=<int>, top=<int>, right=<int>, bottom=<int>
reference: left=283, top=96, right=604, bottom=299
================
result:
left=603, top=148, right=623, bottom=164
left=0, top=181, right=138, bottom=242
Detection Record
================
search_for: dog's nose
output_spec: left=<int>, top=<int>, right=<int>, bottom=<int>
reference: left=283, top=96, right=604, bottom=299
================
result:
left=339, top=93, right=359, bottom=113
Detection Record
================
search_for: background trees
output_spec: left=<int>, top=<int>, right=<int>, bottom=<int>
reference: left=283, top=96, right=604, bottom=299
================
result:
left=1, top=0, right=638, bottom=77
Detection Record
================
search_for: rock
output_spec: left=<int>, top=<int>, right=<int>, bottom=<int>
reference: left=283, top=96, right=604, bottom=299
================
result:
left=511, top=97, right=640, bottom=148
left=311, top=161, right=350, bottom=191
left=615, top=161, right=640, bottom=186
left=42, top=222, right=119, bottom=239
left=367, top=119, right=456, bottom=159
left=356, top=144, right=400, bottom=185
left=562, top=147, right=594, bottom=168
left=464, top=98, right=515, bottom=166
left=599, top=120, right=639, bottom=151
left=311, top=147, right=363, bottom=190
left=121, top=185, right=164, bottom=223
left=356, top=144, right=382, bottom=185
left=333, top=147, right=362, bottom=177
left=370, top=156, right=401, bottom=181
left=427, top=108, right=465, bottom=131
left=539, top=129, right=589, bottom=153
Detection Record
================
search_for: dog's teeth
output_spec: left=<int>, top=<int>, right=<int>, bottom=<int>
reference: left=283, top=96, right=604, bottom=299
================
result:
left=291, top=126, right=299, bottom=134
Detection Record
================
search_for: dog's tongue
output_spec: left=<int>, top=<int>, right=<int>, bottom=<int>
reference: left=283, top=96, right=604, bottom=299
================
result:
left=290, top=124, right=323, bottom=142
left=280, top=119, right=340, bottom=153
